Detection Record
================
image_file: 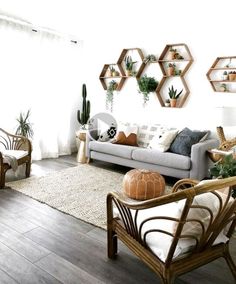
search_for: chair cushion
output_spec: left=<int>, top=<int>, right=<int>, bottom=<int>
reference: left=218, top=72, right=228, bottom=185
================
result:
left=3, top=150, right=28, bottom=160
left=89, top=141, right=137, bottom=159
left=115, top=187, right=231, bottom=262
left=132, top=148, right=191, bottom=170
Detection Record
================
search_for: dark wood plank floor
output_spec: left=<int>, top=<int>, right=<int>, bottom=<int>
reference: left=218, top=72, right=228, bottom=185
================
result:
left=0, top=155, right=235, bottom=283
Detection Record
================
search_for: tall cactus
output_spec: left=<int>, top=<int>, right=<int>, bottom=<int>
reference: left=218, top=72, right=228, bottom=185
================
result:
left=77, top=84, right=90, bottom=129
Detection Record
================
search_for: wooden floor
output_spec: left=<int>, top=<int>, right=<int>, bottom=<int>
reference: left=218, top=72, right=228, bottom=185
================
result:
left=0, top=155, right=235, bottom=284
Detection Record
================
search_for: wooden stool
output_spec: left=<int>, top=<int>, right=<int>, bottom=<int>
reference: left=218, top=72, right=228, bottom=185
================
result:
left=77, top=131, right=87, bottom=163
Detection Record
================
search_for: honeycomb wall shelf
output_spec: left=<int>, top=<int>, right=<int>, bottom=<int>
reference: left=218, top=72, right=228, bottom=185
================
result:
left=156, top=43, right=193, bottom=108
left=99, top=63, right=125, bottom=91
left=117, top=48, right=145, bottom=79
left=206, top=56, right=236, bottom=93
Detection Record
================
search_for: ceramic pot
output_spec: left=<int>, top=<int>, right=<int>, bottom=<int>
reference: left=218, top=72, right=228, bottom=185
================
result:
left=170, top=99, right=177, bottom=107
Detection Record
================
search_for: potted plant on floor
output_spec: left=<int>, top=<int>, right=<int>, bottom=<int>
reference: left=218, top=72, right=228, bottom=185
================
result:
left=137, top=75, right=158, bottom=106
left=168, top=85, right=183, bottom=107
left=15, top=109, right=34, bottom=139
left=209, top=154, right=236, bottom=198
left=77, top=84, right=91, bottom=130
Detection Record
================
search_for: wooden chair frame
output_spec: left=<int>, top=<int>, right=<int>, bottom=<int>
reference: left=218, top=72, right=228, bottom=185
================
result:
left=0, top=128, right=32, bottom=188
left=107, top=177, right=236, bottom=284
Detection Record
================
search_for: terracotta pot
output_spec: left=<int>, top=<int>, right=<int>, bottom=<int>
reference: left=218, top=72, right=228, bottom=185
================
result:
left=169, top=51, right=176, bottom=60
left=167, top=67, right=175, bottom=76
left=170, top=99, right=177, bottom=107
left=228, top=74, right=236, bottom=81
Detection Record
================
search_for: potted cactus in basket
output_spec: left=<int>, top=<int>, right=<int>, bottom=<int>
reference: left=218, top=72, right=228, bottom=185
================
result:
left=77, top=84, right=91, bottom=129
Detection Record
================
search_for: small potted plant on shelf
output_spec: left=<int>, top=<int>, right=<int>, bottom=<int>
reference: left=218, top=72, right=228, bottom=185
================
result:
left=169, top=47, right=177, bottom=60
left=167, top=63, right=176, bottom=76
left=222, top=71, right=228, bottom=81
left=168, top=85, right=183, bottom=108
left=124, top=56, right=137, bottom=76
left=107, top=65, right=116, bottom=77
left=219, top=83, right=228, bottom=92
left=106, top=80, right=118, bottom=112
left=164, top=99, right=170, bottom=107
left=143, top=54, right=157, bottom=64
left=137, top=75, right=158, bottom=106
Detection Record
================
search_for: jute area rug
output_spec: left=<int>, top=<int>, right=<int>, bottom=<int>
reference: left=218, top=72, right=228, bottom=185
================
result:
left=7, top=164, right=127, bottom=230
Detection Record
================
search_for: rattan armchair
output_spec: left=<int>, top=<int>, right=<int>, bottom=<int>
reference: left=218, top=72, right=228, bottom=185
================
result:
left=107, top=177, right=236, bottom=284
left=0, top=128, right=32, bottom=188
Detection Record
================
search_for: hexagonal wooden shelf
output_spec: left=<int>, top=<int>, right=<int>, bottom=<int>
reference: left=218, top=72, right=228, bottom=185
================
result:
left=206, top=56, right=236, bottom=93
left=157, top=43, right=193, bottom=107
left=117, top=48, right=145, bottom=79
left=99, top=63, right=125, bottom=91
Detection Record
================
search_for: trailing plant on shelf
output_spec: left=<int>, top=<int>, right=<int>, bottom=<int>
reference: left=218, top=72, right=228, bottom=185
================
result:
left=137, top=75, right=158, bottom=106
left=209, top=154, right=236, bottom=198
left=77, top=84, right=91, bottom=129
left=143, top=54, right=157, bottom=64
left=168, top=85, right=183, bottom=107
left=15, top=109, right=34, bottom=138
left=124, top=56, right=137, bottom=76
left=106, top=80, right=118, bottom=112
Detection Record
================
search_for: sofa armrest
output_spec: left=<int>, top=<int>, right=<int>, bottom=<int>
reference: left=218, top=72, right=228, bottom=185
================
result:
left=190, top=138, right=219, bottom=180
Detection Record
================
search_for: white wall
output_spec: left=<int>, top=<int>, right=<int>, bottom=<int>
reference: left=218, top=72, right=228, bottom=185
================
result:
left=1, top=0, right=236, bottom=138
left=80, top=0, right=236, bottom=135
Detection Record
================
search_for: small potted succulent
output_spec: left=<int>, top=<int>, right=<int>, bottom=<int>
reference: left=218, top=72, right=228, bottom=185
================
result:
left=219, top=83, right=228, bottom=92
left=164, top=99, right=170, bottom=107
left=167, top=63, right=176, bottom=76
left=222, top=71, right=228, bottom=81
left=124, top=56, right=137, bottom=76
left=168, top=85, right=183, bottom=107
left=169, top=47, right=177, bottom=60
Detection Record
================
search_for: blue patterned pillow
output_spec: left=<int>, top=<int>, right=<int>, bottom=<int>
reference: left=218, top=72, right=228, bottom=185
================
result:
left=169, top=127, right=208, bottom=156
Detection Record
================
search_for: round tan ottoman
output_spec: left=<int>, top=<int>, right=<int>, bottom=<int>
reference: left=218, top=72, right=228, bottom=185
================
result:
left=123, top=169, right=165, bottom=200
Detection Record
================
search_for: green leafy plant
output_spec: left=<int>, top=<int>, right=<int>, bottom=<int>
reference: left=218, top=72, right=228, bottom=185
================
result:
left=143, top=54, right=156, bottom=64
left=15, top=110, right=33, bottom=138
left=77, top=84, right=91, bottom=129
left=209, top=154, right=236, bottom=198
left=109, top=65, right=116, bottom=73
left=168, top=85, right=183, bottom=100
left=124, top=56, right=137, bottom=71
left=106, top=80, right=118, bottom=112
left=137, top=75, right=158, bottom=105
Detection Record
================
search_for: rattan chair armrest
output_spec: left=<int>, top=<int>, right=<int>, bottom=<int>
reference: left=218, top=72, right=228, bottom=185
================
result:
left=172, top=178, right=199, bottom=193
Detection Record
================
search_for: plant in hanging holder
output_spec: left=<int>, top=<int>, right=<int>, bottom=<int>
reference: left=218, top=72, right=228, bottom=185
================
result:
left=143, top=54, right=157, bottom=64
left=77, top=84, right=91, bottom=130
left=137, top=75, right=158, bottom=106
left=168, top=85, right=183, bottom=108
left=106, top=80, right=118, bottom=112
left=124, top=55, right=137, bottom=76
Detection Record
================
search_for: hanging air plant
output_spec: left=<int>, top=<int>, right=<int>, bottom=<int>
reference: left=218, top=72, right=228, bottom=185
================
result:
left=106, top=80, right=118, bottom=112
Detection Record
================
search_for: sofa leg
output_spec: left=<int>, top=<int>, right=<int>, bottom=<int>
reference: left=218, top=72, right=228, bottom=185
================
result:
left=0, top=170, right=6, bottom=189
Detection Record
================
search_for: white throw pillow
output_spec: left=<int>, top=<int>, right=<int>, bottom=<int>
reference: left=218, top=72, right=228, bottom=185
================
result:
left=148, top=129, right=178, bottom=152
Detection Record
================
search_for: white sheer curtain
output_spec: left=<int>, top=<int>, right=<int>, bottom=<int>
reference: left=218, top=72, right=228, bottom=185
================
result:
left=0, top=19, right=83, bottom=160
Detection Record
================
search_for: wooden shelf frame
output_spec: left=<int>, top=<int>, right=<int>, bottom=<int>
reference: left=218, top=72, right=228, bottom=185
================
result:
left=117, top=48, right=145, bottom=79
left=207, top=56, right=236, bottom=93
left=99, top=63, right=126, bottom=91
left=156, top=43, right=193, bottom=107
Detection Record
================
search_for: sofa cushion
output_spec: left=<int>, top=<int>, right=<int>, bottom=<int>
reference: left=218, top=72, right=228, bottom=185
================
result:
left=132, top=148, right=191, bottom=170
left=148, top=129, right=178, bottom=152
left=169, top=127, right=208, bottom=157
left=89, top=141, right=137, bottom=159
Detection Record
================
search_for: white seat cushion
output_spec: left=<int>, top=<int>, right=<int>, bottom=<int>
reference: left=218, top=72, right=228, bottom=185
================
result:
left=3, top=150, right=28, bottom=160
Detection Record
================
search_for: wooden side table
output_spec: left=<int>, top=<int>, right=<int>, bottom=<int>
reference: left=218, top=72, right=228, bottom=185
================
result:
left=76, top=130, right=87, bottom=163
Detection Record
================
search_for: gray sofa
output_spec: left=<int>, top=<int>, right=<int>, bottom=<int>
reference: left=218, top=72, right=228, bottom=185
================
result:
left=86, top=137, right=219, bottom=180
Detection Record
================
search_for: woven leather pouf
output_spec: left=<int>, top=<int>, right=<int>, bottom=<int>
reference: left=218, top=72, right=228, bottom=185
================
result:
left=123, top=169, right=165, bottom=200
